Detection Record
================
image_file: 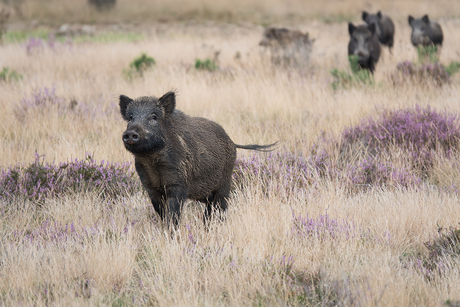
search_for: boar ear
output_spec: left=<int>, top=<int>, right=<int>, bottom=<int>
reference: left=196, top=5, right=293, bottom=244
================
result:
left=408, top=15, right=414, bottom=26
left=158, top=91, right=176, bottom=115
left=348, top=23, right=356, bottom=36
left=377, top=11, right=382, bottom=19
left=368, top=23, right=376, bottom=35
left=362, top=11, right=368, bottom=21
left=119, top=95, right=133, bottom=120
left=422, top=15, right=429, bottom=23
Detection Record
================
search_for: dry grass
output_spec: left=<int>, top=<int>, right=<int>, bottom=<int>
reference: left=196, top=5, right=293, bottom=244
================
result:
left=1, top=2, right=460, bottom=305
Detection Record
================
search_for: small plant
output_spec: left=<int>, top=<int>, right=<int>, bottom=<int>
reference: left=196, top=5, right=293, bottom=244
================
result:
left=130, top=53, right=155, bottom=74
left=330, top=55, right=373, bottom=90
left=0, top=66, right=22, bottom=82
left=123, top=53, right=155, bottom=80
left=417, top=45, right=439, bottom=64
left=445, top=61, right=460, bottom=76
left=195, top=58, right=218, bottom=71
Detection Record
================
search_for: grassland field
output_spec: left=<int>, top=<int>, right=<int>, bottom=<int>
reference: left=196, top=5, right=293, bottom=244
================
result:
left=1, top=0, right=460, bottom=306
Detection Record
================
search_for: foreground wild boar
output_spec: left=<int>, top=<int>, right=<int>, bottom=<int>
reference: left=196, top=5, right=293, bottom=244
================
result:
left=362, top=11, right=395, bottom=51
left=120, top=92, right=276, bottom=227
left=259, top=27, right=314, bottom=67
left=348, top=23, right=381, bottom=73
left=408, top=15, right=443, bottom=47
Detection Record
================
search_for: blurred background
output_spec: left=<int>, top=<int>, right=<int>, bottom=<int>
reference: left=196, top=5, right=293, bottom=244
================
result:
left=2, top=0, right=460, bottom=26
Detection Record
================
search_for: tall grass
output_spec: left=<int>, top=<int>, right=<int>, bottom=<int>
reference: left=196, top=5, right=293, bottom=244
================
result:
left=1, top=13, right=460, bottom=306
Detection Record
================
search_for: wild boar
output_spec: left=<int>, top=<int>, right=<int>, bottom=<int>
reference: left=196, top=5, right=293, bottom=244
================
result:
left=259, top=27, right=314, bottom=67
left=408, top=15, right=443, bottom=47
left=120, top=92, right=276, bottom=227
left=348, top=23, right=381, bottom=73
left=88, top=0, right=116, bottom=11
left=362, top=11, right=395, bottom=51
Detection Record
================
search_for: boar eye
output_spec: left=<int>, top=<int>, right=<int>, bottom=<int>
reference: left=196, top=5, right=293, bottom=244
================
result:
left=129, top=114, right=133, bottom=121
left=150, top=114, right=158, bottom=121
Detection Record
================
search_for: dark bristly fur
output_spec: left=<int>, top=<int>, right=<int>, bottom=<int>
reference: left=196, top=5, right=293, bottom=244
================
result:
left=362, top=11, right=395, bottom=51
left=348, top=22, right=381, bottom=73
left=408, top=15, right=443, bottom=47
left=119, top=91, right=276, bottom=228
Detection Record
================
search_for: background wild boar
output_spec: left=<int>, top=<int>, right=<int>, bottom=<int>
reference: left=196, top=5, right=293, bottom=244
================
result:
left=348, top=23, right=381, bottom=73
left=362, top=11, right=395, bottom=51
left=88, top=0, right=116, bottom=11
left=259, top=27, right=314, bottom=67
left=120, top=92, right=276, bottom=227
left=408, top=15, right=443, bottom=47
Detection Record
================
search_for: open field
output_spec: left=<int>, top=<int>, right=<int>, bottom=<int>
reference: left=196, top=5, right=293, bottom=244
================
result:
left=1, top=1, right=460, bottom=305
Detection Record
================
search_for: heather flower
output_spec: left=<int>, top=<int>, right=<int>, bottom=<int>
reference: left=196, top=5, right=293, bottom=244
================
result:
left=25, top=35, right=73, bottom=55
left=14, top=85, right=67, bottom=121
left=392, top=61, right=450, bottom=86
left=14, top=86, right=118, bottom=122
left=291, top=212, right=356, bottom=241
left=0, top=152, right=141, bottom=202
left=233, top=151, right=315, bottom=194
left=403, top=226, right=460, bottom=281
left=345, top=157, right=421, bottom=189
left=341, top=105, right=460, bottom=165
left=25, top=37, right=44, bottom=55
left=307, top=105, right=460, bottom=192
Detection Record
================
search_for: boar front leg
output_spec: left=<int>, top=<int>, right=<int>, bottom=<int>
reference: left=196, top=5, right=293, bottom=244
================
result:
left=164, top=185, right=188, bottom=227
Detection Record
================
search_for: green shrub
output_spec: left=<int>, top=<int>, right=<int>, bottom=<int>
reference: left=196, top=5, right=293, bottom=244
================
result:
left=417, top=45, right=439, bottom=64
left=195, top=58, right=218, bottom=71
left=123, top=53, right=155, bottom=81
left=445, top=61, right=460, bottom=76
left=330, top=55, right=373, bottom=90
left=0, top=66, right=22, bottom=82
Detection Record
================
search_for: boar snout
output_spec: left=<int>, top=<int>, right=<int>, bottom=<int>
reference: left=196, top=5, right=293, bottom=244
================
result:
left=357, top=50, right=369, bottom=59
left=123, top=129, right=140, bottom=145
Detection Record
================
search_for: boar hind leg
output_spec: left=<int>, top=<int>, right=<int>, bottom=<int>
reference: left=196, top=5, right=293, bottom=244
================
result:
left=151, top=198, right=165, bottom=221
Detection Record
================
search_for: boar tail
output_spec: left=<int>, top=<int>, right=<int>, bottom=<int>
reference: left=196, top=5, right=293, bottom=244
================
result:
left=235, top=142, right=278, bottom=152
